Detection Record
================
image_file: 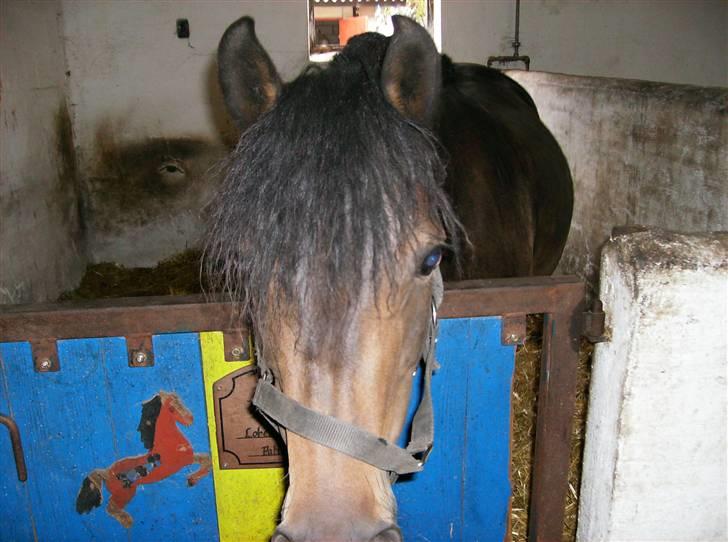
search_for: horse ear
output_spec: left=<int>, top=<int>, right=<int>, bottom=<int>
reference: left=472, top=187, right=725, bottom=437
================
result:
left=381, top=16, right=441, bottom=127
left=218, top=16, right=282, bottom=131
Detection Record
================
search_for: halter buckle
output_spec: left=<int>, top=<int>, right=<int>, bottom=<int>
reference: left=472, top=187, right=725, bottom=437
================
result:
left=413, top=443, right=433, bottom=466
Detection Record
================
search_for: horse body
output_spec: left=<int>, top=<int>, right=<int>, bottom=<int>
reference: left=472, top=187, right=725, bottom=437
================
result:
left=209, top=15, right=572, bottom=542
left=438, top=60, right=573, bottom=278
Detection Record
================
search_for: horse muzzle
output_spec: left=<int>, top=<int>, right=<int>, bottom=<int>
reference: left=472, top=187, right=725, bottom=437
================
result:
left=271, top=524, right=402, bottom=542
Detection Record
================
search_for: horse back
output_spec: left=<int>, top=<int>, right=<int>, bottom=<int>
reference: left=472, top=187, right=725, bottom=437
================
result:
left=438, top=59, right=573, bottom=279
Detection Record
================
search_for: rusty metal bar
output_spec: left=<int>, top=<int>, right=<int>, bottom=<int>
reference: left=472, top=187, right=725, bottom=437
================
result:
left=441, top=276, right=583, bottom=317
left=528, top=294, right=584, bottom=541
left=0, top=278, right=582, bottom=341
left=0, top=295, right=239, bottom=343
left=0, top=414, right=28, bottom=482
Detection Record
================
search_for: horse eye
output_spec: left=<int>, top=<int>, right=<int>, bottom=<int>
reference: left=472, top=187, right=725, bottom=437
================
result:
left=419, top=247, right=443, bottom=276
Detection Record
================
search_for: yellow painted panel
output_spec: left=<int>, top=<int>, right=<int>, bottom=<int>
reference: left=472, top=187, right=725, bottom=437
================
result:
left=200, top=332, right=285, bottom=542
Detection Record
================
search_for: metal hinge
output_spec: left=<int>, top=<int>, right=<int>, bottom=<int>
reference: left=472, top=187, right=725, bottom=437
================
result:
left=501, top=314, right=527, bottom=346
left=583, top=299, right=608, bottom=343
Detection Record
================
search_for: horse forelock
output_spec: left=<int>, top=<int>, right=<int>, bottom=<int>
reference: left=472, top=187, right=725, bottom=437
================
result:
left=205, top=43, right=460, bottom=357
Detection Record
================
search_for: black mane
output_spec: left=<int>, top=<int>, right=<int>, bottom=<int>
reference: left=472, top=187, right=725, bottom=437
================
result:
left=205, top=33, right=460, bottom=354
left=137, top=395, right=162, bottom=450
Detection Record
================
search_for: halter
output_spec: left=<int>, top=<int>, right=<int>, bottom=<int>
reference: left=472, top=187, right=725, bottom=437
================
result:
left=252, top=269, right=443, bottom=479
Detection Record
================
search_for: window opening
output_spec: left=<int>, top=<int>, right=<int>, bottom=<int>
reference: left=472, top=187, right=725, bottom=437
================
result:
left=309, top=0, right=436, bottom=63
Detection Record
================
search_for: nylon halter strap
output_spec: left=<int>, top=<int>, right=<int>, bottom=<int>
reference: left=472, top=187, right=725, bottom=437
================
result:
left=252, top=269, right=444, bottom=479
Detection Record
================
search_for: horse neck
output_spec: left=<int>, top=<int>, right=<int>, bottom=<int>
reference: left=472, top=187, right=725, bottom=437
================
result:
left=151, top=405, right=190, bottom=452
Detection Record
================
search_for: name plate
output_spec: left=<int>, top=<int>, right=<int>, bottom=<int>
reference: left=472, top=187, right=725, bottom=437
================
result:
left=213, top=366, right=284, bottom=469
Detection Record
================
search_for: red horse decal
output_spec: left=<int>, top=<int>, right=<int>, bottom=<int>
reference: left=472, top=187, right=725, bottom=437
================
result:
left=75, top=391, right=211, bottom=528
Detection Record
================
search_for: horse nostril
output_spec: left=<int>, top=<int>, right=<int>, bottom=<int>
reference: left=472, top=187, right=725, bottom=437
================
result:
left=371, top=526, right=402, bottom=542
left=270, top=530, right=292, bottom=542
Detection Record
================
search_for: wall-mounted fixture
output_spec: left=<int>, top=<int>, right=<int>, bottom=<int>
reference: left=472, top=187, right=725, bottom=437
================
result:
left=487, top=0, right=530, bottom=71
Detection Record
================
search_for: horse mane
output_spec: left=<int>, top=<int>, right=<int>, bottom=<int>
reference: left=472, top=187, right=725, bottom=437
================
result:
left=204, top=32, right=461, bottom=357
left=137, top=394, right=162, bottom=450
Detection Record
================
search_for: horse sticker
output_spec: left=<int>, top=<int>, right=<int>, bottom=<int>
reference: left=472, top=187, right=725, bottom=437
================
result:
left=75, top=391, right=211, bottom=528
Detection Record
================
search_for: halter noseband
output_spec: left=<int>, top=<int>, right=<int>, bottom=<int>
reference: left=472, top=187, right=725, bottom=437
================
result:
left=252, top=269, right=443, bottom=479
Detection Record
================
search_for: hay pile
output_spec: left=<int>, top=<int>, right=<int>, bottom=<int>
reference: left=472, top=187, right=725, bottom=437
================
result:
left=61, top=256, right=592, bottom=541
left=59, top=250, right=205, bottom=300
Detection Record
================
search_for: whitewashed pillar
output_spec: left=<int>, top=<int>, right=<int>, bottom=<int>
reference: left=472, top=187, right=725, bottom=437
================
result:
left=578, top=229, right=727, bottom=541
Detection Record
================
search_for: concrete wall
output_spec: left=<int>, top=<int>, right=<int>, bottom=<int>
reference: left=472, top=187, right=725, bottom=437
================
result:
left=578, top=229, right=727, bottom=541
left=442, top=0, right=728, bottom=88
left=507, top=70, right=728, bottom=290
left=61, top=0, right=724, bottom=268
left=60, top=0, right=308, bottom=265
left=0, top=0, right=84, bottom=304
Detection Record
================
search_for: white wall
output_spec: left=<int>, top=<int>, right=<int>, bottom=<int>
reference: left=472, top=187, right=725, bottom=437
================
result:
left=62, top=0, right=308, bottom=170
left=0, top=0, right=85, bottom=304
left=59, top=0, right=309, bottom=266
left=443, top=0, right=728, bottom=88
left=63, top=0, right=727, bottom=166
left=578, top=229, right=727, bottom=541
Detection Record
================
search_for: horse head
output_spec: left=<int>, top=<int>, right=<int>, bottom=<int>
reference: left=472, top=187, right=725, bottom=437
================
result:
left=159, top=391, right=194, bottom=427
left=208, top=16, right=459, bottom=542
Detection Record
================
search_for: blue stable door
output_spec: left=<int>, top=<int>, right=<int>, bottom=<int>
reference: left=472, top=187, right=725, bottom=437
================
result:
left=396, top=317, right=515, bottom=542
left=0, top=334, right=219, bottom=541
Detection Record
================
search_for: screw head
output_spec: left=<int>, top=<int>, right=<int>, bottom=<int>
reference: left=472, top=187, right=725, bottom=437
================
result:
left=133, top=351, right=148, bottom=364
left=39, top=358, right=52, bottom=370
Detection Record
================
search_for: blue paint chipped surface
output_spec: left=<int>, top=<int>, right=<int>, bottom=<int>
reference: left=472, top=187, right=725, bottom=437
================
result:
left=395, top=317, right=515, bottom=542
left=0, top=334, right=219, bottom=541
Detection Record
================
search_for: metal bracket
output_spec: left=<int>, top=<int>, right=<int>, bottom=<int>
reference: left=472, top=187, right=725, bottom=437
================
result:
left=222, top=329, right=251, bottom=362
left=501, top=314, right=527, bottom=346
left=583, top=299, right=607, bottom=343
left=32, top=339, right=59, bottom=372
left=486, top=0, right=530, bottom=71
left=127, top=334, right=154, bottom=367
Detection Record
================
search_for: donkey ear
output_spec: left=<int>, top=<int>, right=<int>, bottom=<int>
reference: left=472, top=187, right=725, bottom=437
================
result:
left=381, top=16, right=441, bottom=127
left=218, top=16, right=282, bottom=131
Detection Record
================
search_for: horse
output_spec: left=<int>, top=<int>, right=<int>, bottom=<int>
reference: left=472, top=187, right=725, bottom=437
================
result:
left=206, top=15, right=572, bottom=542
left=75, top=391, right=211, bottom=528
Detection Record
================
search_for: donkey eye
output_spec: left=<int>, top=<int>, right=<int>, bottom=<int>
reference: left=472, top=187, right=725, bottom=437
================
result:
left=158, top=156, right=186, bottom=176
left=419, top=247, right=443, bottom=276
